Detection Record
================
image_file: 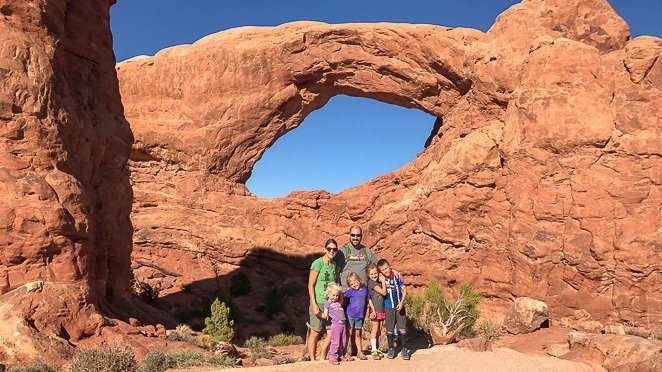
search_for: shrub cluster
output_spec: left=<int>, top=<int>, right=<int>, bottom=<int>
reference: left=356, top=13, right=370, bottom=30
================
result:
left=406, top=280, right=482, bottom=342
left=267, top=333, right=304, bottom=347
left=244, top=336, right=270, bottom=362
left=8, top=360, right=59, bottom=372
left=69, top=344, right=137, bottom=372
left=139, top=350, right=233, bottom=372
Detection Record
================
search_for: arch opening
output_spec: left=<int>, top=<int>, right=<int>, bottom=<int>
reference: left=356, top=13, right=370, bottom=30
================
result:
left=246, top=94, right=438, bottom=198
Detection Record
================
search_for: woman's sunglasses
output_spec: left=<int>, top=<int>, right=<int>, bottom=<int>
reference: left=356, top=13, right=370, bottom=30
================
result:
left=326, top=247, right=338, bottom=252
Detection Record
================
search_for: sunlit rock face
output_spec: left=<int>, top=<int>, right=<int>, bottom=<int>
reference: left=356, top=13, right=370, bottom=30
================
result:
left=116, top=0, right=660, bottom=331
left=0, top=0, right=134, bottom=360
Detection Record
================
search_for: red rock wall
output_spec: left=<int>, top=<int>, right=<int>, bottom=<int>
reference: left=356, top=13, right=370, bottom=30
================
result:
left=118, top=0, right=660, bottom=327
left=0, top=0, right=133, bottom=349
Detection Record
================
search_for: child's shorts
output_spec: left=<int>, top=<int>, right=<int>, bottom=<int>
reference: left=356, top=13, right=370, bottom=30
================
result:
left=385, top=307, right=407, bottom=331
left=347, top=316, right=364, bottom=329
left=369, top=308, right=386, bottom=321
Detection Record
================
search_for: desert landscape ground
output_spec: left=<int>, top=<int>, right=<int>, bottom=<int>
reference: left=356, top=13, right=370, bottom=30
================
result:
left=0, top=0, right=660, bottom=371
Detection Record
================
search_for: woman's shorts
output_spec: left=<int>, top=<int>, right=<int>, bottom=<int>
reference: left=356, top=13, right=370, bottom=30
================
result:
left=309, top=301, right=331, bottom=332
left=347, top=316, right=364, bottom=329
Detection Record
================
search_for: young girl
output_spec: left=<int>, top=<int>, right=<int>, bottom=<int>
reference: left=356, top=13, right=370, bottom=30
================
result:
left=322, top=283, right=347, bottom=365
left=366, top=263, right=387, bottom=359
left=344, top=272, right=369, bottom=360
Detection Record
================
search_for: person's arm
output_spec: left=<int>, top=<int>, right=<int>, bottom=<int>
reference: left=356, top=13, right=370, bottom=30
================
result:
left=368, top=297, right=376, bottom=314
left=372, top=281, right=387, bottom=296
left=396, top=276, right=407, bottom=311
left=322, top=307, right=329, bottom=320
left=308, top=269, right=321, bottom=316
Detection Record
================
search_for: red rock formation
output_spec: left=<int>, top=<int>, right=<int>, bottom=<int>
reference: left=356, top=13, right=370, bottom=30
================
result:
left=0, top=0, right=135, bottom=361
left=117, top=0, right=661, bottom=332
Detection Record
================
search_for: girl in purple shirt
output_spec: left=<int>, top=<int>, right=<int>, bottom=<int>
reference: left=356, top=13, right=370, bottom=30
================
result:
left=323, top=283, right=348, bottom=364
left=344, top=272, right=369, bottom=360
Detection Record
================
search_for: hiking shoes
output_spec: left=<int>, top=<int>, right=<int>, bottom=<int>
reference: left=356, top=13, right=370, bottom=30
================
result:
left=357, top=353, right=368, bottom=360
left=370, top=349, right=382, bottom=360
left=401, top=348, right=411, bottom=360
left=386, top=348, right=396, bottom=359
left=329, top=359, right=340, bottom=365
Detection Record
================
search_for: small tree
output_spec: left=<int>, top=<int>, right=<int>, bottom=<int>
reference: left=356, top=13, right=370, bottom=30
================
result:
left=203, top=298, right=234, bottom=344
left=406, top=280, right=482, bottom=345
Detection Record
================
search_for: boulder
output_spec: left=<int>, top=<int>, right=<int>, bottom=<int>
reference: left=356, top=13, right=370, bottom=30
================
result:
left=564, top=332, right=662, bottom=372
left=504, top=298, right=549, bottom=335
left=559, top=310, right=605, bottom=334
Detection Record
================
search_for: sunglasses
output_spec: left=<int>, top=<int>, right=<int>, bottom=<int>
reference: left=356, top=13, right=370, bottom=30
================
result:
left=326, top=247, right=338, bottom=252
left=350, top=234, right=362, bottom=237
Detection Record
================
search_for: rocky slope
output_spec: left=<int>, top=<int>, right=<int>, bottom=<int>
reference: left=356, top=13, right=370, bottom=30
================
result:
left=116, top=0, right=661, bottom=334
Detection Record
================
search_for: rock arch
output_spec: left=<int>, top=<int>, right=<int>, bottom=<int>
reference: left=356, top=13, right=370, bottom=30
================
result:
left=118, top=0, right=661, bottom=329
left=0, top=0, right=659, bottom=358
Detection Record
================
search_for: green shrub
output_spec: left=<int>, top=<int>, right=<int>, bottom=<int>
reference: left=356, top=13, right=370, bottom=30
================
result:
left=476, top=318, right=503, bottom=342
left=8, top=360, right=59, bottom=372
left=70, top=344, right=137, bottom=372
left=267, top=333, right=304, bottom=347
left=166, top=324, right=199, bottom=345
left=244, top=336, right=270, bottom=362
left=406, top=281, right=482, bottom=342
left=229, top=272, right=252, bottom=297
left=138, top=350, right=233, bottom=372
left=203, top=298, right=234, bottom=345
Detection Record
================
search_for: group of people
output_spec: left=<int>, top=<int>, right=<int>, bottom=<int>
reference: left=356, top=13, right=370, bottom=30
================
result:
left=307, top=226, right=410, bottom=365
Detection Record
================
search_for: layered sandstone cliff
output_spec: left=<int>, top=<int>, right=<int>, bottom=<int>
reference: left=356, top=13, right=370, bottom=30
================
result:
left=117, top=0, right=661, bottom=333
left=0, top=0, right=134, bottom=361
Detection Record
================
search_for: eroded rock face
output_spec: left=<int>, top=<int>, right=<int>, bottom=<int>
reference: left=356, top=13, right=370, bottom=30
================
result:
left=116, top=0, right=661, bottom=333
left=0, top=0, right=133, bottom=361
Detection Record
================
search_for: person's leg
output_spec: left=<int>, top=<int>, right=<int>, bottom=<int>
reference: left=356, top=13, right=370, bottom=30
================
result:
left=321, top=328, right=331, bottom=360
left=397, top=308, right=410, bottom=360
left=339, top=324, right=348, bottom=360
left=328, top=324, right=340, bottom=362
left=307, top=303, right=323, bottom=360
left=370, top=319, right=379, bottom=351
left=308, top=329, right=320, bottom=361
left=385, top=309, right=396, bottom=358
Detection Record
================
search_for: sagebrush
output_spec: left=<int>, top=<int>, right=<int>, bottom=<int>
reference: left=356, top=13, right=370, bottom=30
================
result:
left=267, top=333, right=303, bottom=346
left=406, top=280, right=482, bottom=343
left=69, top=344, right=137, bottom=372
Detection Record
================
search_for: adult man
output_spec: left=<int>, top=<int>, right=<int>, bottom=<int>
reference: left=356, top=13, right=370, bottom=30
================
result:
left=335, top=226, right=377, bottom=287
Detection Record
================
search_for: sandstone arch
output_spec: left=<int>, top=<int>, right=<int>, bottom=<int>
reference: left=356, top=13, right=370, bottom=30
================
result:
left=118, top=0, right=661, bottom=333
left=0, top=0, right=659, bottom=360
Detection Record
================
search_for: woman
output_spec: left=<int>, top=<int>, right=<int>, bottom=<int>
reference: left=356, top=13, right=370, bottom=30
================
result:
left=307, top=238, right=339, bottom=361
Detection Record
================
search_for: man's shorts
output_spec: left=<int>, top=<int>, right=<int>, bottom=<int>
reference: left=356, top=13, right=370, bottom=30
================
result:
left=347, top=316, right=364, bottom=329
left=385, top=307, right=407, bottom=332
left=309, top=301, right=331, bottom=332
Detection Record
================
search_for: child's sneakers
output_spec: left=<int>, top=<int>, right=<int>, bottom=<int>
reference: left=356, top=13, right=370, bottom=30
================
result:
left=401, top=348, right=411, bottom=360
left=370, top=349, right=382, bottom=360
left=357, top=352, right=368, bottom=360
left=386, top=348, right=396, bottom=359
left=329, top=359, right=340, bottom=365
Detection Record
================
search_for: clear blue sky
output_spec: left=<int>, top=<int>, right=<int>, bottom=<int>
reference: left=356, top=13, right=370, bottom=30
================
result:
left=111, top=1, right=660, bottom=198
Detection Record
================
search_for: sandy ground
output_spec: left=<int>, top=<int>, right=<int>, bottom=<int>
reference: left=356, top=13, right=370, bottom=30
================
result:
left=172, top=345, right=598, bottom=372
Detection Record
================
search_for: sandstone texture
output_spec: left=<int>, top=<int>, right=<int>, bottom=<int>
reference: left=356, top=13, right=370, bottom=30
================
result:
left=564, top=332, right=662, bottom=371
left=116, top=0, right=661, bottom=334
left=504, top=297, right=549, bottom=335
left=0, top=0, right=136, bottom=362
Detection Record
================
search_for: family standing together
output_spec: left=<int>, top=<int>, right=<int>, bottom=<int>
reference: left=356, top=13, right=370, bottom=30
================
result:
left=307, top=226, right=410, bottom=365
